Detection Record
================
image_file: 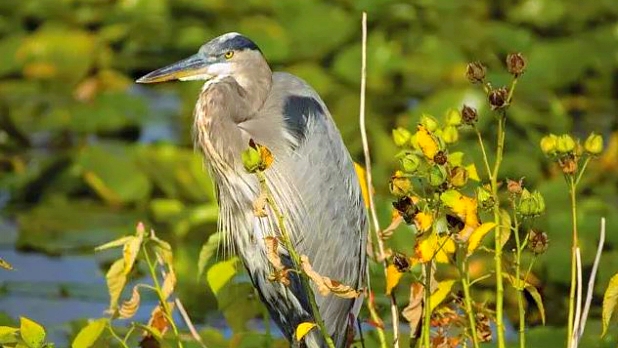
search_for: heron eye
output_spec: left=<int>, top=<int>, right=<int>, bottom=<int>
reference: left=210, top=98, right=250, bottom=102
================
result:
left=224, top=51, right=234, bottom=59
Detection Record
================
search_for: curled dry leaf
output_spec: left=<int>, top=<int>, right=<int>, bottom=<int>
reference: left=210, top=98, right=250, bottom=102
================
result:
left=161, top=269, right=177, bottom=301
left=300, top=255, right=361, bottom=299
left=402, top=282, right=424, bottom=338
left=380, top=214, right=403, bottom=240
left=264, top=236, right=284, bottom=271
left=146, top=302, right=175, bottom=338
left=253, top=192, right=269, bottom=217
left=119, top=286, right=141, bottom=319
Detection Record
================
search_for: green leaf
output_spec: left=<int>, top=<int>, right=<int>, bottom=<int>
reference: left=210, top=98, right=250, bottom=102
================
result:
left=602, top=273, right=618, bottom=337
left=94, top=236, right=133, bottom=251
left=71, top=318, right=107, bottom=348
left=106, top=259, right=128, bottom=311
left=525, top=283, right=546, bottom=325
left=0, top=326, right=18, bottom=345
left=206, top=257, right=238, bottom=296
left=19, top=317, right=45, bottom=348
left=197, top=232, right=222, bottom=279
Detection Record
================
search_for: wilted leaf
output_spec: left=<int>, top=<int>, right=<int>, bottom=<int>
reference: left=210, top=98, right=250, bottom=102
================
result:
left=0, top=257, right=13, bottom=270
left=161, top=270, right=177, bottom=301
left=602, top=273, right=618, bottom=336
left=498, top=209, right=512, bottom=248
left=295, top=322, right=317, bottom=341
left=300, top=255, right=360, bottom=298
left=71, top=318, right=107, bottom=348
left=206, top=258, right=238, bottom=296
left=414, top=125, right=439, bottom=159
left=118, top=286, right=141, bottom=319
left=106, top=258, right=128, bottom=311
left=197, top=232, right=222, bottom=279
left=94, top=236, right=133, bottom=251
left=429, top=280, right=456, bottom=312
left=402, top=282, right=424, bottom=336
left=354, top=162, right=370, bottom=209
left=264, top=237, right=284, bottom=271
left=467, top=222, right=497, bottom=255
left=20, top=317, right=45, bottom=348
left=380, top=213, right=403, bottom=240
left=147, top=303, right=174, bottom=337
left=386, top=264, right=404, bottom=295
left=253, top=192, right=269, bottom=217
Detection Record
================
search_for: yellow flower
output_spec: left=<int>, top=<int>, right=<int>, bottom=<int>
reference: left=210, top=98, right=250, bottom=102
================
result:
left=414, top=125, right=439, bottom=159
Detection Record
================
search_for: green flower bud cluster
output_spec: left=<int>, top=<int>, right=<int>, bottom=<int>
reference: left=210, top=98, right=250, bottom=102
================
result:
left=516, top=189, right=545, bottom=217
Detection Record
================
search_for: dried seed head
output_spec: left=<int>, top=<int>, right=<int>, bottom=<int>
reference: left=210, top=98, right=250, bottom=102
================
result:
left=559, top=155, right=578, bottom=175
left=528, top=229, right=549, bottom=254
left=392, top=253, right=411, bottom=272
left=466, top=61, right=486, bottom=84
left=450, top=166, right=469, bottom=187
left=393, top=127, right=412, bottom=147
left=392, top=196, right=419, bottom=224
left=506, top=178, right=524, bottom=195
left=389, top=171, right=412, bottom=197
left=488, top=87, right=509, bottom=110
left=461, top=105, right=478, bottom=125
left=433, top=150, right=448, bottom=165
left=506, top=53, right=526, bottom=76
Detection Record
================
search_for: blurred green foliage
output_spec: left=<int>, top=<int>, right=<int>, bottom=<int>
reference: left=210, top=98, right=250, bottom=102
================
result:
left=1, top=0, right=618, bottom=344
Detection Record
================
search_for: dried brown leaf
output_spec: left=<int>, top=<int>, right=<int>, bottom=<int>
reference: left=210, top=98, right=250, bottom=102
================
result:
left=118, top=286, right=141, bottom=319
left=253, top=192, right=269, bottom=217
left=402, top=282, right=423, bottom=336
left=300, top=255, right=361, bottom=299
left=147, top=302, right=175, bottom=337
left=264, top=236, right=285, bottom=271
left=380, top=215, right=403, bottom=240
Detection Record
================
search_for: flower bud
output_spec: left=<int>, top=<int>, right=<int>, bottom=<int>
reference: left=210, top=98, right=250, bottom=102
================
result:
left=390, top=171, right=412, bottom=197
left=506, top=53, right=526, bottom=76
left=392, top=196, right=418, bottom=224
left=584, top=132, right=603, bottom=155
left=242, top=146, right=262, bottom=173
left=450, top=166, right=469, bottom=187
left=528, top=229, right=549, bottom=254
left=477, top=186, right=494, bottom=210
left=461, top=105, right=478, bottom=125
left=420, top=114, right=439, bottom=132
left=532, top=191, right=546, bottom=215
left=556, top=134, right=575, bottom=153
left=433, top=150, right=448, bottom=165
left=442, top=126, right=459, bottom=144
left=428, top=165, right=448, bottom=186
left=466, top=61, right=486, bottom=83
left=517, top=189, right=545, bottom=217
left=400, top=153, right=421, bottom=173
left=488, top=87, right=509, bottom=110
left=445, top=109, right=462, bottom=126
left=540, top=134, right=558, bottom=155
left=393, top=127, right=412, bottom=147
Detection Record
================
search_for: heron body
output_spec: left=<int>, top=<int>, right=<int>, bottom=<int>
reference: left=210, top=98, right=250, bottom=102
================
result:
left=137, top=32, right=368, bottom=347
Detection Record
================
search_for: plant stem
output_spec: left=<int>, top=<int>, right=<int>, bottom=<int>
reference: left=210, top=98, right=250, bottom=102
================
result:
left=256, top=172, right=336, bottom=348
left=423, top=262, right=432, bottom=348
left=475, top=128, right=493, bottom=180
left=143, top=247, right=183, bottom=348
left=512, top=205, right=525, bottom=348
left=566, top=177, right=579, bottom=348
left=492, top=114, right=507, bottom=348
left=108, top=324, right=130, bottom=348
left=459, top=255, right=480, bottom=348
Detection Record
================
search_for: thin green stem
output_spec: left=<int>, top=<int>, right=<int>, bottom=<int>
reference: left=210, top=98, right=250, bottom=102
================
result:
left=575, top=157, right=591, bottom=186
left=474, top=127, right=493, bottom=181
left=512, top=205, right=525, bottom=348
left=366, top=293, right=388, bottom=348
left=459, top=253, right=480, bottom=348
left=108, top=324, right=130, bottom=348
left=422, top=262, right=432, bottom=348
left=566, top=177, right=579, bottom=348
left=123, top=324, right=136, bottom=343
left=143, top=247, right=183, bottom=348
left=492, top=114, right=507, bottom=348
left=256, top=172, right=336, bottom=348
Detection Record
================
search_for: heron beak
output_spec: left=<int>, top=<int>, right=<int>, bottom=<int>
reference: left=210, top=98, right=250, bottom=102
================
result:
left=136, top=54, right=212, bottom=83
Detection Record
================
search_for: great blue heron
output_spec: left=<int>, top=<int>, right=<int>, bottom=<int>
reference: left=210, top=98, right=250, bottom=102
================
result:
left=137, top=32, right=367, bottom=347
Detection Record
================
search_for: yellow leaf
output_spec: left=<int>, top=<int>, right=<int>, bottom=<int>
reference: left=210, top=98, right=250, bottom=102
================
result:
left=106, top=258, right=127, bottom=311
left=295, top=322, right=317, bottom=341
left=602, top=273, right=618, bottom=337
left=0, top=257, right=13, bottom=270
left=71, top=318, right=107, bottom=348
left=429, top=280, right=456, bottom=312
left=354, top=162, right=370, bottom=209
left=161, top=269, right=177, bottom=301
left=415, top=233, right=455, bottom=264
left=440, top=190, right=480, bottom=239
left=206, top=258, right=238, bottom=296
left=20, top=317, right=46, bottom=348
left=414, top=212, right=433, bottom=233
left=122, top=236, right=141, bottom=275
left=386, top=264, right=403, bottom=295
left=414, top=125, right=439, bottom=159
left=467, top=222, right=497, bottom=255
left=258, top=144, right=274, bottom=169
left=118, top=286, right=141, bottom=319
left=466, top=164, right=480, bottom=181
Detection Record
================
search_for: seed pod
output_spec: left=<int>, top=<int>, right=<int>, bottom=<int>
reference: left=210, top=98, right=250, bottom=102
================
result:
left=506, top=178, right=524, bottom=195
left=390, top=171, right=412, bottom=197
left=584, top=132, right=603, bottom=155
left=442, top=126, right=459, bottom=144
left=450, top=166, right=469, bottom=187
left=428, top=165, right=448, bottom=186
left=400, top=153, right=421, bottom=173
left=488, top=87, right=509, bottom=110
left=445, top=108, right=462, bottom=126
left=461, top=105, right=478, bottom=125
left=556, top=134, right=576, bottom=153
left=433, top=151, right=448, bottom=165
left=477, top=186, right=494, bottom=210
left=540, top=134, right=558, bottom=155
left=420, top=114, right=439, bottom=132
left=393, top=127, right=412, bottom=147
left=466, top=61, right=486, bottom=83
left=392, top=196, right=419, bottom=224
left=506, top=53, right=526, bottom=76
left=528, top=229, right=549, bottom=254
left=392, top=253, right=411, bottom=272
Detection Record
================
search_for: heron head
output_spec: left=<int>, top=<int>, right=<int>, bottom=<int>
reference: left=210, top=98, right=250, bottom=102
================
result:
left=136, top=32, right=264, bottom=84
